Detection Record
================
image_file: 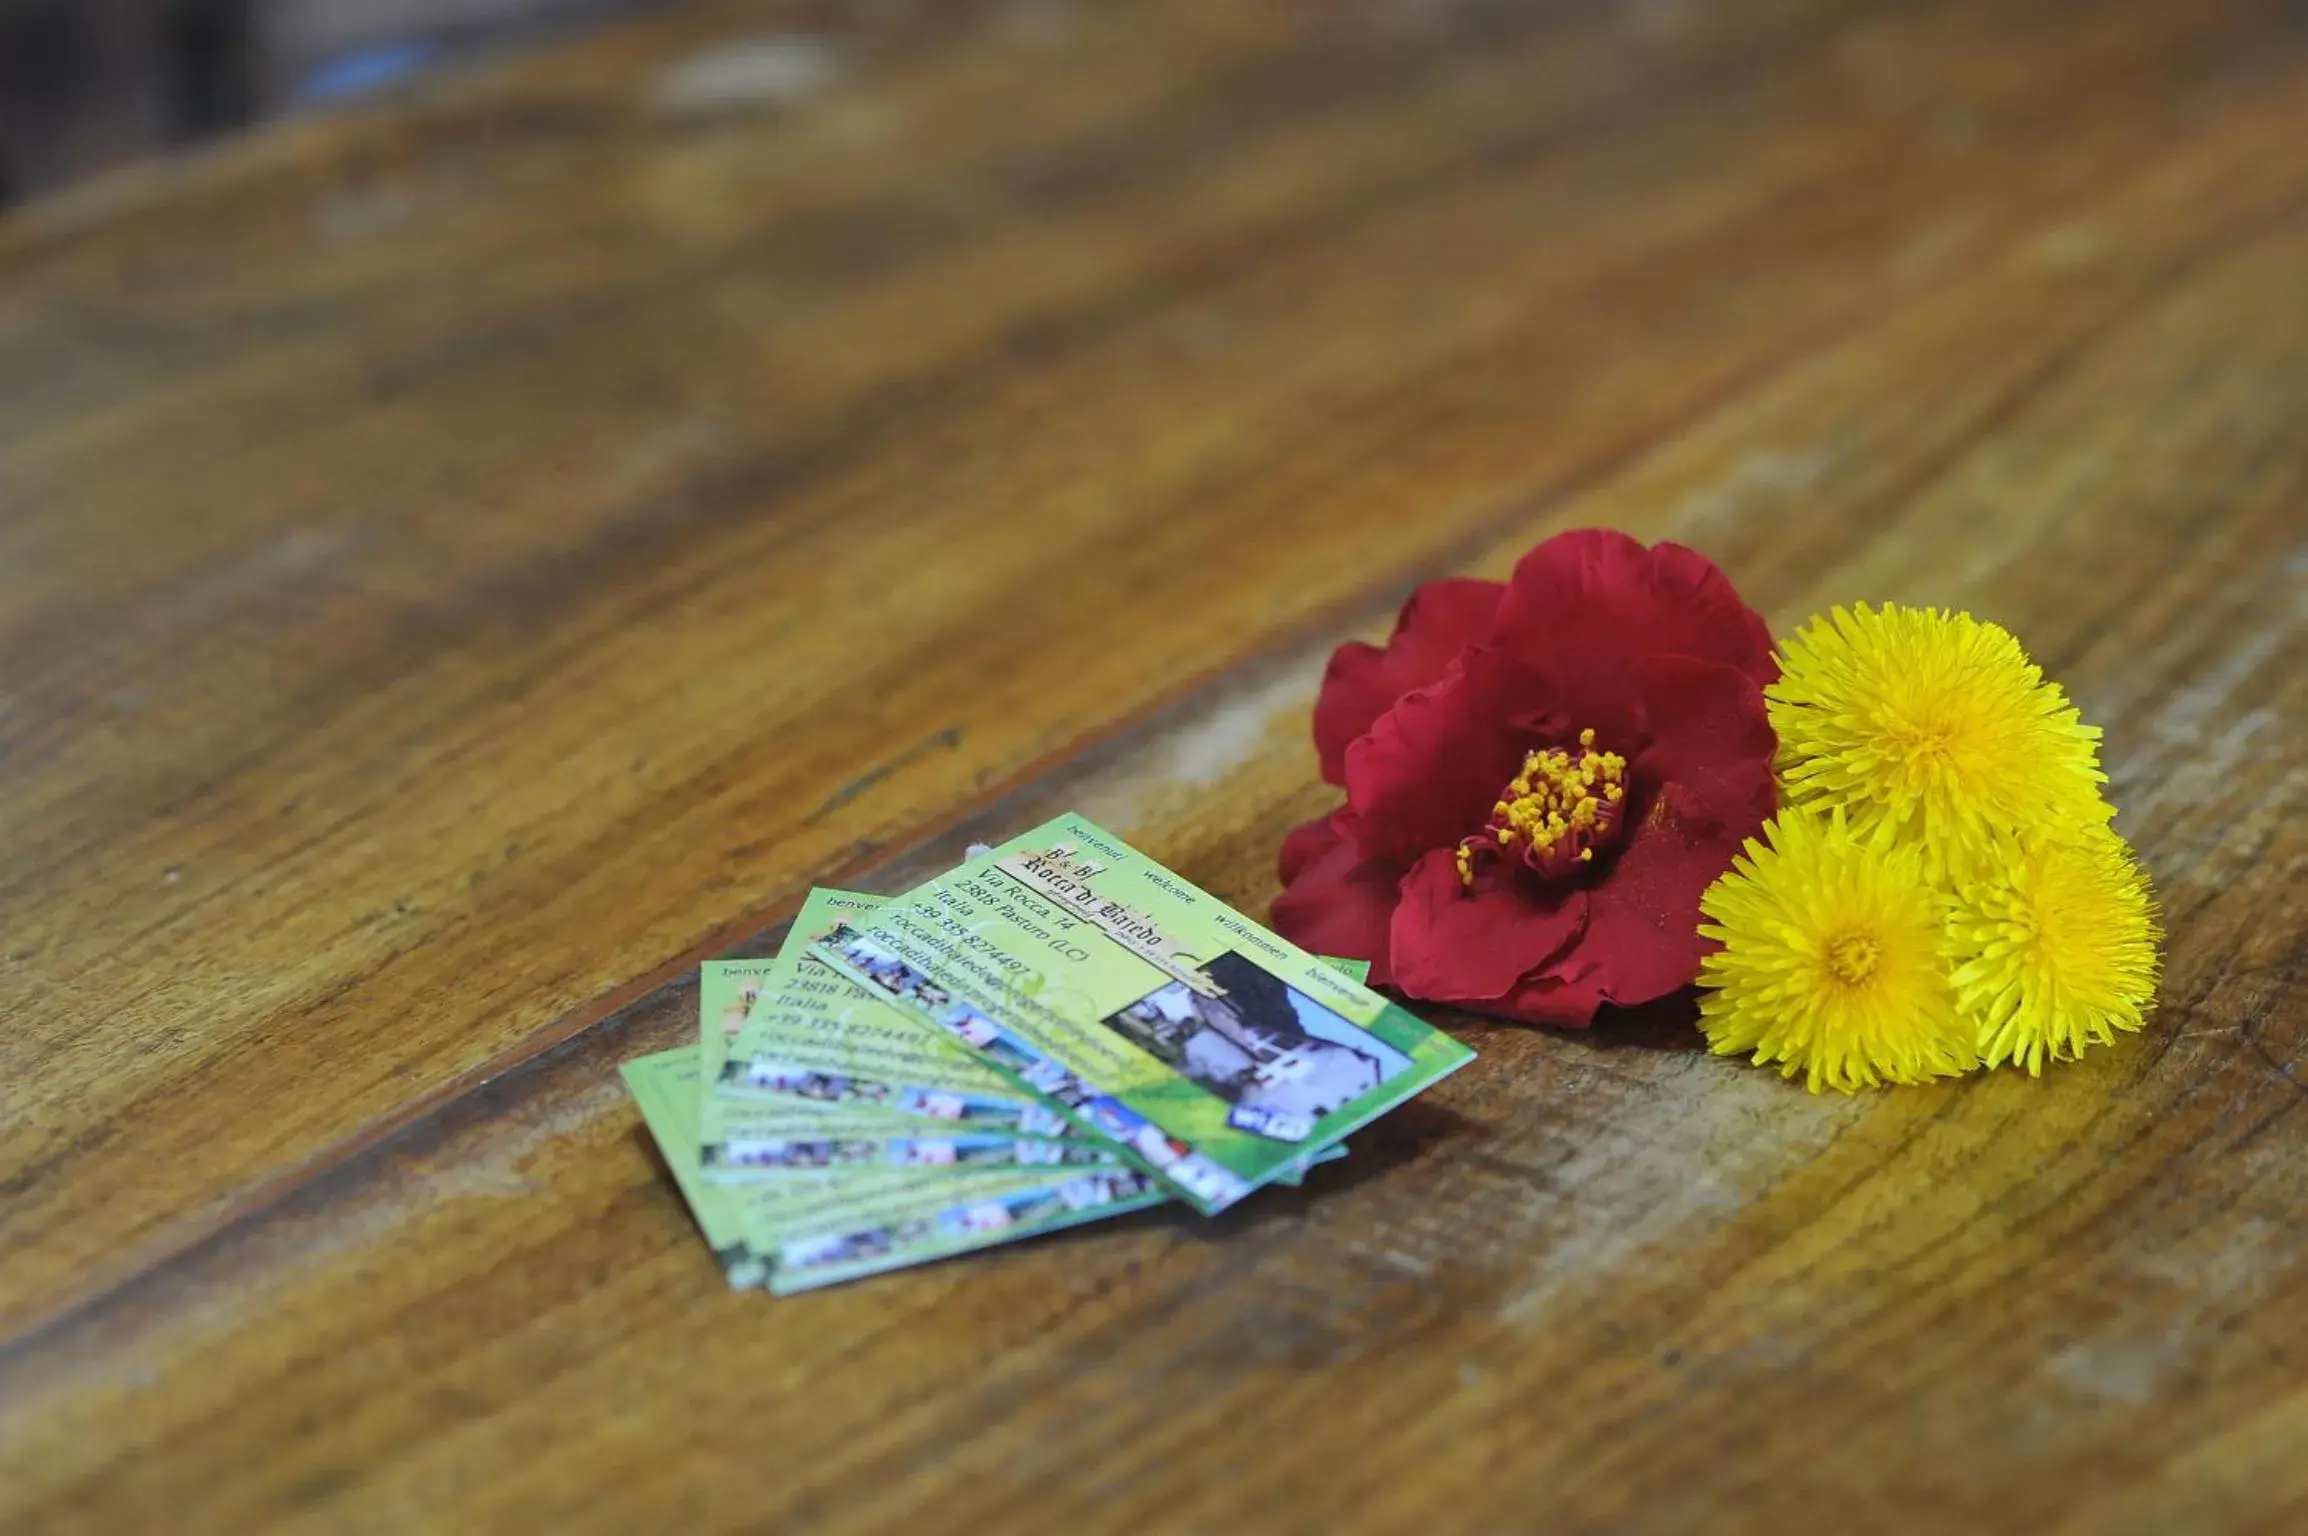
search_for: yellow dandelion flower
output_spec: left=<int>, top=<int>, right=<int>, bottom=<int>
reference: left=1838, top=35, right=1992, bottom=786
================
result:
left=1696, top=806, right=1975, bottom=1093
left=1768, top=603, right=2110, bottom=875
left=1948, top=821, right=2161, bottom=1074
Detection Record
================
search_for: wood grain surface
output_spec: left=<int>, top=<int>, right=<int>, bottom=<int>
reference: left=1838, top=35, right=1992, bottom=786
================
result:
left=2, top=0, right=2303, bottom=1529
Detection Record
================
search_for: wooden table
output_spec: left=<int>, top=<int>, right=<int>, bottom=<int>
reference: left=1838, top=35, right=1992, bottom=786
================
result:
left=3, top=1, right=2303, bottom=1528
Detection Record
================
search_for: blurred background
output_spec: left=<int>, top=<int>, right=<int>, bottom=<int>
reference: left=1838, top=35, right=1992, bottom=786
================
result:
left=0, top=0, right=657, bottom=202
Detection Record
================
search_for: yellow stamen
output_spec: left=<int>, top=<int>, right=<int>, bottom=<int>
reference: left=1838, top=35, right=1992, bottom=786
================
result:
left=1456, top=729, right=1630, bottom=885
left=1824, top=932, right=1882, bottom=987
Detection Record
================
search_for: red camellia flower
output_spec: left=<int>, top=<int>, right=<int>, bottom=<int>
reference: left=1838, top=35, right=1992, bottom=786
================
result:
left=1273, top=529, right=1778, bottom=1027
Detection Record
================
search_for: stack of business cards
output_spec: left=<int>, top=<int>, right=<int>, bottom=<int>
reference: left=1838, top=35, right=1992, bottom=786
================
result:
left=624, top=812, right=1474, bottom=1294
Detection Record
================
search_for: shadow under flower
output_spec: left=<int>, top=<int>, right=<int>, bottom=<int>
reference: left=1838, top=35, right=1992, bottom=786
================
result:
left=1563, top=987, right=1708, bottom=1053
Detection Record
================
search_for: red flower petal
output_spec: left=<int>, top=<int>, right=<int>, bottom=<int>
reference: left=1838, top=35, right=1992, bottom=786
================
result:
left=1490, top=967, right=1611, bottom=1028
left=1271, top=812, right=1400, bottom=985
left=1634, top=653, right=1778, bottom=829
left=1580, top=785, right=1748, bottom=1008
left=1388, top=847, right=1587, bottom=1005
left=1277, top=812, right=1337, bottom=887
left=1491, top=529, right=1776, bottom=692
left=1339, top=646, right=1544, bottom=868
left=1312, top=578, right=1504, bottom=785
left=1536, top=658, right=1771, bottom=1010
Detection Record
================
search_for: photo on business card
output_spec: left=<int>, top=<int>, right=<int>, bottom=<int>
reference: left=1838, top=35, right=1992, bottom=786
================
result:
left=821, top=924, right=953, bottom=1010
left=781, top=1221, right=918, bottom=1274
left=720, top=1057, right=896, bottom=1106
left=704, top=1137, right=874, bottom=1171
left=933, top=1005, right=1047, bottom=1075
left=1101, top=951, right=1413, bottom=1141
